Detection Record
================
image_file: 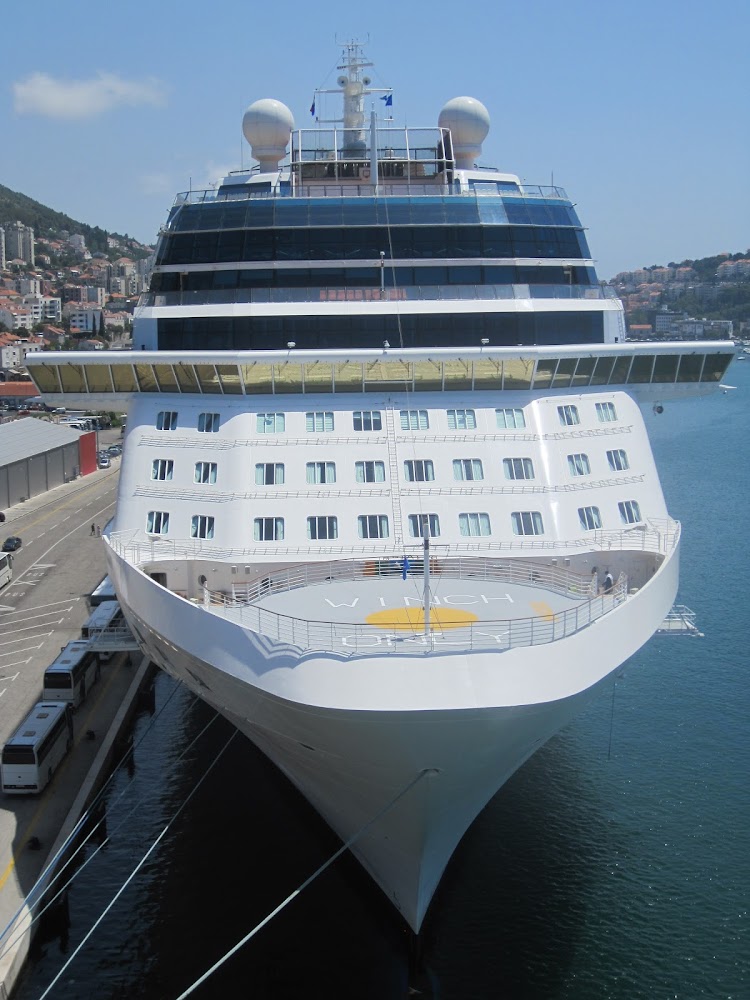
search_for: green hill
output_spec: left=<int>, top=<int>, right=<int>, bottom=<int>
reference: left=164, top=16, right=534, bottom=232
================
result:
left=0, top=181, right=151, bottom=259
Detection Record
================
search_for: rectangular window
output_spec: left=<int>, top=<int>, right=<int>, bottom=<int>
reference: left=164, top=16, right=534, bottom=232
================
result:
left=307, top=516, right=338, bottom=540
left=194, top=461, right=218, bottom=485
left=447, top=408, right=477, bottom=430
left=578, top=506, right=602, bottom=530
left=404, top=459, right=435, bottom=482
left=357, top=514, right=389, bottom=539
left=257, top=412, right=285, bottom=433
left=255, top=463, right=285, bottom=485
left=495, top=407, right=526, bottom=429
left=190, top=514, right=215, bottom=539
left=400, top=409, right=429, bottom=431
left=557, top=404, right=580, bottom=426
left=618, top=500, right=642, bottom=524
left=198, top=412, right=220, bottom=433
left=156, top=410, right=177, bottom=431
left=567, top=453, right=591, bottom=476
left=595, top=401, right=618, bottom=423
left=453, top=458, right=484, bottom=481
left=254, top=517, right=284, bottom=541
left=607, top=449, right=630, bottom=472
left=305, top=411, right=334, bottom=432
left=503, top=457, right=535, bottom=480
left=306, top=461, right=336, bottom=484
left=151, top=459, right=174, bottom=481
left=459, top=512, right=491, bottom=537
left=353, top=410, right=382, bottom=432
left=408, top=513, right=440, bottom=538
left=355, top=461, right=385, bottom=483
left=146, top=511, right=169, bottom=535
left=511, top=511, right=544, bottom=536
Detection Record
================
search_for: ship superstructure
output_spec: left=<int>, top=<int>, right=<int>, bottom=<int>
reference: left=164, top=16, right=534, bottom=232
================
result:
left=27, top=43, right=735, bottom=932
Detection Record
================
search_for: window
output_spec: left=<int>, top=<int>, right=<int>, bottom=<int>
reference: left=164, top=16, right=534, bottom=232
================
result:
left=595, top=401, right=618, bottom=423
left=447, top=408, right=477, bottom=430
left=453, top=458, right=484, bottom=481
left=557, top=404, right=580, bottom=426
left=496, top=407, right=526, bottom=429
left=156, top=410, right=177, bottom=431
left=306, top=411, right=334, bottom=432
left=618, top=500, right=642, bottom=524
left=307, top=516, right=338, bottom=540
left=607, top=449, right=630, bottom=472
left=503, top=457, right=535, bottom=480
left=568, top=453, right=591, bottom=476
left=511, top=511, right=544, bottom=536
left=578, top=506, right=602, bottom=530
left=459, top=512, right=491, bottom=537
left=194, top=461, right=217, bottom=485
left=307, top=461, right=336, bottom=484
left=255, top=463, right=284, bottom=485
left=358, top=514, right=389, bottom=538
left=400, top=409, right=429, bottom=431
left=353, top=410, right=382, bottom=432
left=198, top=411, right=220, bottom=433
left=355, top=461, right=385, bottom=483
left=146, top=511, right=169, bottom=535
left=151, top=459, right=173, bottom=481
left=257, top=412, right=285, bottom=433
left=190, top=514, right=215, bottom=539
left=254, top=517, right=284, bottom=541
left=408, top=513, right=440, bottom=538
left=404, top=459, right=435, bottom=482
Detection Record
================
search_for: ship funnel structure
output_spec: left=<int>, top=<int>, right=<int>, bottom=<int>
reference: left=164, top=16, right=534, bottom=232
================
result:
left=242, top=98, right=294, bottom=172
left=438, top=97, right=490, bottom=169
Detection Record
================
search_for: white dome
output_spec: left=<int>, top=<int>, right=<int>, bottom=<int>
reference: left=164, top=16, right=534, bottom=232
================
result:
left=438, top=97, right=490, bottom=169
left=242, top=98, right=294, bottom=171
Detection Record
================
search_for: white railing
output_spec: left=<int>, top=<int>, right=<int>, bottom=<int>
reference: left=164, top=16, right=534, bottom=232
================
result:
left=107, top=518, right=679, bottom=565
left=198, top=562, right=629, bottom=656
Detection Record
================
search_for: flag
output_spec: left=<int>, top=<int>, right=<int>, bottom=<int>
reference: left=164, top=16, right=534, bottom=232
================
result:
left=402, top=556, right=410, bottom=581
left=310, top=99, right=315, bottom=117
left=380, top=94, right=393, bottom=107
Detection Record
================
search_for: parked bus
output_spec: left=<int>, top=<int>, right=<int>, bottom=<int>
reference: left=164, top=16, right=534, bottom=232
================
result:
left=0, top=552, right=11, bottom=590
left=89, top=575, right=117, bottom=608
left=43, top=640, right=100, bottom=708
left=81, top=600, right=123, bottom=661
left=2, top=702, right=74, bottom=795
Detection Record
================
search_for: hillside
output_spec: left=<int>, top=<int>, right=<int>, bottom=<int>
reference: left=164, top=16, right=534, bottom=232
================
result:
left=0, top=181, right=151, bottom=260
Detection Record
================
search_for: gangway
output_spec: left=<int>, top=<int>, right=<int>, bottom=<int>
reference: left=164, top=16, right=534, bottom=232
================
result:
left=86, top=622, right=141, bottom=652
left=655, top=604, right=704, bottom=637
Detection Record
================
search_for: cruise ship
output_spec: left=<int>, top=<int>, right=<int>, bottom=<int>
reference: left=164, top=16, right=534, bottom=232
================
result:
left=27, top=43, right=735, bottom=933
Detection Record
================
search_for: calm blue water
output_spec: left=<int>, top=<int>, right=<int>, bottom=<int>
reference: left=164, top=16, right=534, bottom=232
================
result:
left=14, top=361, right=749, bottom=1000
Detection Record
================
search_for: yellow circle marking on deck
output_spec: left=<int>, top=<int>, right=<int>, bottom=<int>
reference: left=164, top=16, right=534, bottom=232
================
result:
left=365, top=607, right=479, bottom=631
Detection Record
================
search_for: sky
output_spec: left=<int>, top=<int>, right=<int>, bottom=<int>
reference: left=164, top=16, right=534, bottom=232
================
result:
left=2, top=0, right=748, bottom=280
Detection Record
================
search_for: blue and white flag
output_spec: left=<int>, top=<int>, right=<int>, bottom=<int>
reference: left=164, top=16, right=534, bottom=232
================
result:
left=310, top=99, right=316, bottom=117
left=380, top=94, right=393, bottom=108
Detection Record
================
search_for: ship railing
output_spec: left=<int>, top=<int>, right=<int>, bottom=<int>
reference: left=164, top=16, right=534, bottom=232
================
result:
left=107, top=519, right=680, bottom=565
left=226, top=555, right=597, bottom=605
left=171, top=183, right=570, bottom=207
left=198, top=572, right=630, bottom=656
left=140, top=284, right=616, bottom=308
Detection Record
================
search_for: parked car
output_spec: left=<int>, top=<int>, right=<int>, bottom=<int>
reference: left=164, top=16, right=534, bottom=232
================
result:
left=2, top=537, right=22, bottom=552
left=98, top=456, right=111, bottom=469
left=107, top=445, right=122, bottom=457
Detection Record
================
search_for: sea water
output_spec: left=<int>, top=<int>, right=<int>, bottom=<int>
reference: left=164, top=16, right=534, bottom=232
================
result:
left=14, top=360, right=749, bottom=1000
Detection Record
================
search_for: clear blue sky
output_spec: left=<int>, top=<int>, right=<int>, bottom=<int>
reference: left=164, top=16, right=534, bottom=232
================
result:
left=2, top=0, right=747, bottom=279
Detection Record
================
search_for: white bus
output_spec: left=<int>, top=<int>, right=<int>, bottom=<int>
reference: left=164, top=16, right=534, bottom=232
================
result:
left=43, top=640, right=101, bottom=708
left=0, top=552, right=11, bottom=590
left=89, top=575, right=117, bottom=607
left=2, top=702, right=74, bottom=795
left=81, top=600, right=123, bottom=661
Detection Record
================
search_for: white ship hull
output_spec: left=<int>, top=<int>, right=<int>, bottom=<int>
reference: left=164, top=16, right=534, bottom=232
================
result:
left=105, top=538, right=679, bottom=931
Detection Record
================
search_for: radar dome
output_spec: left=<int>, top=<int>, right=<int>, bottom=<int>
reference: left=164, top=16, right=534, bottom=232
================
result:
left=242, top=98, right=294, bottom=172
left=438, top=97, right=490, bottom=169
